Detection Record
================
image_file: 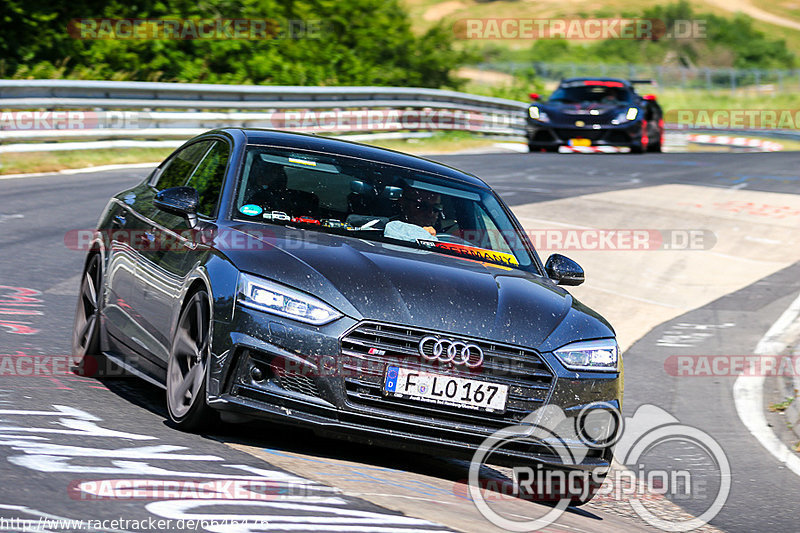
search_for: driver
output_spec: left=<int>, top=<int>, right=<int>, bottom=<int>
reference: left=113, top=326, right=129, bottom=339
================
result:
left=398, top=188, right=442, bottom=236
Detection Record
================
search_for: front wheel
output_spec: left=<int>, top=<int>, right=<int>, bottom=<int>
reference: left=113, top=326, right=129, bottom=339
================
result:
left=166, top=290, right=219, bottom=431
left=72, top=254, right=105, bottom=376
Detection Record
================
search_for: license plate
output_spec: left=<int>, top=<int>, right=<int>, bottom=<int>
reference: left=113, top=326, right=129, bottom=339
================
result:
left=569, top=138, right=591, bottom=147
left=383, top=366, right=508, bottom=413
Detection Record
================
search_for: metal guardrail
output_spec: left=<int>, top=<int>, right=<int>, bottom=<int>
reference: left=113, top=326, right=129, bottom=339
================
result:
left=0, top=80, right=528, bottom=110
left=1, top=80, right=798, bottom=153
left=0, top=80, right=529, bottom=146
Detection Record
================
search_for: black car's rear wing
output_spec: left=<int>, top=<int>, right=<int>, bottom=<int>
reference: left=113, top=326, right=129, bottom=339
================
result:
left=630, top=79, right=655, bottom=85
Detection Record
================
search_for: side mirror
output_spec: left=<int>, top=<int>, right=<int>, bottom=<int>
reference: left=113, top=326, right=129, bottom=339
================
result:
left=545, top=254, right=584, bottom=286
left=529, top=92, right=540, bottom=101
left=154, top=186, right=199, bottom=227
left=643, top=94, right=657, bottom=101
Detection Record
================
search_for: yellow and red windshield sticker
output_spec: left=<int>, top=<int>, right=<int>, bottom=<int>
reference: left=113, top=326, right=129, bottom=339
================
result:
left=422, top=241, right=519, bottom=267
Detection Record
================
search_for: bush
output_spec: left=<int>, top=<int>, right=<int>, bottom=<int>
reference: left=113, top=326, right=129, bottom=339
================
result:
left=0, top=0, right=473, bottom=87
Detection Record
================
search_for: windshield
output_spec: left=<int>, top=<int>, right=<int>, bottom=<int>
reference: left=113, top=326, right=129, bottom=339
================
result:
left=232, top=145, right=535, bottom=270
left=549, top=85, right=632, bottom=105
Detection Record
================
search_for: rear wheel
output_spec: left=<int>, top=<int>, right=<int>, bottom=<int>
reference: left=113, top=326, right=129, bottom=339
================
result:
left=166, top=290, right=219, bottom=431
left=72, top=254, right=105, bottom=376
left=648, top=132, right=663, bottom=152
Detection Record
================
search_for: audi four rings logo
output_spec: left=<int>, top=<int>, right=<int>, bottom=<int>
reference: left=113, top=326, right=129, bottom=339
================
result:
left=418, top=336, right=484, bottom=368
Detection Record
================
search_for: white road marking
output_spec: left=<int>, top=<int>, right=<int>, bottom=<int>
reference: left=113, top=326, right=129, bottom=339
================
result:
left=0, top=214, right=24, bottom=224
left=44, top=274, right=81, bottom=296
left=0, top=162, right=159, bottom=181
left=744, top=235, right=783, bottom=245
left=733, top=291, right=800, bottom=477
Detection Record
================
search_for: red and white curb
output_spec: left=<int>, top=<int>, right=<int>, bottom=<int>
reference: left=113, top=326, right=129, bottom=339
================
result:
left=687, top=133, right=783, bottom=151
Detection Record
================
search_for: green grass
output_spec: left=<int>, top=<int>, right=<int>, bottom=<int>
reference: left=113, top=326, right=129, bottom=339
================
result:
left=464, top=78, right=800, bottom=110
left=0, top=147, right=173, bottom=175
left=330, top=131, right=500, bottom=154
left=402, top=0, right=800, bottom=61
left=769, top=397, right=795, bottom=412
left=0, top=134, right=499, bottom=176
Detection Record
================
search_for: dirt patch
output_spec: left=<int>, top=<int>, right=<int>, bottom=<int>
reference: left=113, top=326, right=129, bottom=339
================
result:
left=423, top=0, right=465, bottom=21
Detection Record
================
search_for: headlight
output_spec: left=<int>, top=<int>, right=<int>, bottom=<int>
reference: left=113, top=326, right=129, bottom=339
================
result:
left=528, top=107, right=550, bottom=122
left=237, top=273, right=342, bottom=326
left=553, top=339, right=619, bottom=371
left=613, top=108, right=638, bottom=124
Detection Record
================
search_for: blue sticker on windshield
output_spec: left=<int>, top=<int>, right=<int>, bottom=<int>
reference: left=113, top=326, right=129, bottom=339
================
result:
left=239, top=204, right=263, bottom=217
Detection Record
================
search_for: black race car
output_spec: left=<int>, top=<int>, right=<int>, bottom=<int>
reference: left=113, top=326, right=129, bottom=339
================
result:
left=72, top=129, right=621, bottom=502
left=526, top=78, right=663, bottom=153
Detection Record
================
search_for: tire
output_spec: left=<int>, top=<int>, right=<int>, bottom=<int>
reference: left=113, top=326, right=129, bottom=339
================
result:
left=166, top=289, right=220, bottom=431
left=72, top=254, right=105, bottom=377
left=569, top=466, right=608, bottom=507
left=648, top=136, right=663, bottom=152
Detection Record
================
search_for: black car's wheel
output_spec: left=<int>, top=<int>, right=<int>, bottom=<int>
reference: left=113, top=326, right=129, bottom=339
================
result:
left=167, top=289, right=219, bottom=431
left=647, top=135, right=663, bottom=152
left=72, top=254, right=104, bottom=374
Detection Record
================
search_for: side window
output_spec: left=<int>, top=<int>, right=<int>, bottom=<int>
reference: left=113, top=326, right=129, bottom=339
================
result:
left=153, top=140, right=213, bottom=191
left=185, top=141, right=230, bottom=217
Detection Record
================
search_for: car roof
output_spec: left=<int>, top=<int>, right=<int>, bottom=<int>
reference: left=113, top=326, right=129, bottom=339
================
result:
left=217, top=128, right=492, bottom=190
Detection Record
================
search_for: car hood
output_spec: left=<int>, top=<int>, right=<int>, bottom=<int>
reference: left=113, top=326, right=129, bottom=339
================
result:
left=222, top=223, right=614, bottom=350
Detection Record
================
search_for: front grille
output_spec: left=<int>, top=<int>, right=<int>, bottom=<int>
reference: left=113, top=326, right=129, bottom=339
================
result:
left=275, top=372, right=320, bottom=397
left=340, top=322, right=555, bottom=430
left=553, top=128, right=604, bottom=141
left=606, top=130, right=632, bottom=143
left=532, top=129, right=556, bottom=142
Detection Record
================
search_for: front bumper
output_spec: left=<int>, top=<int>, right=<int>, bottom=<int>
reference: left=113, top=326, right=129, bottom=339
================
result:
left=208, top=307, right=622, bottom=469
left=526, top=120, right=645, bottom=150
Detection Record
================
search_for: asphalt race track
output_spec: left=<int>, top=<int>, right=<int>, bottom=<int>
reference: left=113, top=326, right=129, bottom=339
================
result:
left=1, top=151, right=800, bottom=532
